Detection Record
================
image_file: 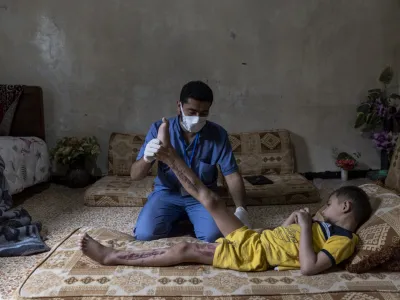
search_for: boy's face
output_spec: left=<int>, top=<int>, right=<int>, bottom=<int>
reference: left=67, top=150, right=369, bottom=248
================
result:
left=322, top=195, right=346, bottom=223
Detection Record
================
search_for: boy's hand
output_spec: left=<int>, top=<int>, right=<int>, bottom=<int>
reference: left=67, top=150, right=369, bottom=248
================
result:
left=294, top=208, right=312, bottom=228
left=282, top=207, right=309, bottom=227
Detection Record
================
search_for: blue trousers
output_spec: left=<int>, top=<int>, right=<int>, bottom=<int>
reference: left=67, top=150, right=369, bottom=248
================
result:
left=134, top=190, right=222, bottom=242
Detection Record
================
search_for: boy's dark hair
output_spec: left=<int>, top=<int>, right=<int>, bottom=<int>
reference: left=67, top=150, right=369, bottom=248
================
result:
left=331, top=186, right=372, bottom=226
left=180, top=81, right=213, bottom=104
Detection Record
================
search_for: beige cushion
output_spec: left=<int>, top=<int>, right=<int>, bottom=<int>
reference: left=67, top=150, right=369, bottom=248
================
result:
left=84, top=176, right=155, bottom=207
left=385, top=137, right=400, bottom=192
left=108, top=133, right=157, bottom=176
left=229, top=130, right=294, bottom=175
left=85, top=174, right=319, bottom=207
left=221, top=174, right=320, bottom=205
left=314, top=184, right=400, bottom=270
left=100, top=130, right=318, bottom=207
left=107, top=129, right=294, bottom=180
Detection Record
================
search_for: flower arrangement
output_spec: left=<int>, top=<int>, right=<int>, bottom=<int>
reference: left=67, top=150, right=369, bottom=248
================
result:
left=333, top=148, right=361, bottom=171
left=50, top=136, right=100, bottom=167
left=372, top=131, right=397, bottom=153
left=354, top=66, right=400, bottom=168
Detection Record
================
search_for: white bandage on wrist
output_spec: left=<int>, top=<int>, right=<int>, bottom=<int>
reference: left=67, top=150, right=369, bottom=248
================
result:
left=234, top=206, right=252, bottom=229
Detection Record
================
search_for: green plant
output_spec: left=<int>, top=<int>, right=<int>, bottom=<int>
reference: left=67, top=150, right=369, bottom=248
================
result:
left=50, top=136, right=100, bottom=166
left=354, top=66, right=400, bottom=133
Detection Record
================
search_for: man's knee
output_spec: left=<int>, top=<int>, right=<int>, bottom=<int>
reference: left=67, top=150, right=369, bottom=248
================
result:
left=135, top=229, right=160, bottom=241
left=134, top=220, right=168, bottom=241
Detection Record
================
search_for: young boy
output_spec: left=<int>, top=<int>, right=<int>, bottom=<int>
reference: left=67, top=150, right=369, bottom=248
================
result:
left=81, top=118, right=372, bottom=276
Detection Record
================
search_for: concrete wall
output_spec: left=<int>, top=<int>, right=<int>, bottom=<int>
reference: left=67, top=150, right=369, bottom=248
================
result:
left=1, top=0, right=400, bottom=173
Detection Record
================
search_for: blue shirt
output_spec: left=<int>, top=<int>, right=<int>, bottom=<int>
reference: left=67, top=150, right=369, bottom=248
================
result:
left=137, top=116, right=238, bottom=192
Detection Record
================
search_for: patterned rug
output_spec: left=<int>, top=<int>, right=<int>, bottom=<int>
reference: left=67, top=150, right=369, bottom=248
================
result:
left=1, top=184, right=323, bottom=299
left=14, top=227, right=400, bottom=300
left=2, top=184, right=398, bottom=300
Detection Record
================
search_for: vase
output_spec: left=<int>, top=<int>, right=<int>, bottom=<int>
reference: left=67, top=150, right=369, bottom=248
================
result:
left=380, top=150, right=389, bottom=171
left=66, top=159, right=91, bottom=188
left=341, top=169, right=348, bottom=181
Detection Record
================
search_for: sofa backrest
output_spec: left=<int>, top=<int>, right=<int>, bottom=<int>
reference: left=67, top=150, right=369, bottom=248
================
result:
left=228, top=130, right=294, bottom=175
left=108, top=129, right=294, bottom=176
left=108, top=133, right=158, bottom=176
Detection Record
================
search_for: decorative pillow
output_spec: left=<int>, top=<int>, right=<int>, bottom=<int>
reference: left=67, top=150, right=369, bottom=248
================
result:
left=0, top=85, right=23, bottom=136
left=313, top=184, right=400, bottom=272
left=0, top=99, right=19, bottom=136
left=385, top=136, right=400, bottom=192
left=108, top=133, right=158, bottom=176
left=345, top=241, right=400, bottom=273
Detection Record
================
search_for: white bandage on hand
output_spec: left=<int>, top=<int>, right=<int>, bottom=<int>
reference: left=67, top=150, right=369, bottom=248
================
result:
left=143, top=138, right=161, bottom=163
left=234, top=207, right=252, bottom=229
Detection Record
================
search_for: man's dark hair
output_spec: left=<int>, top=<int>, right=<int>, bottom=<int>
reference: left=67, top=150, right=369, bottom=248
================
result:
left=331, top=186, right=372, bottom=226
left=180, top=81, right=213, bottom=104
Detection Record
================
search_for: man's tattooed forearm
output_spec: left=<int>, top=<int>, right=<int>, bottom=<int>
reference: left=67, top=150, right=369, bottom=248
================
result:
left=117, top=250, right=166, bottom=261
left=169, top=162, right=199, bottom=193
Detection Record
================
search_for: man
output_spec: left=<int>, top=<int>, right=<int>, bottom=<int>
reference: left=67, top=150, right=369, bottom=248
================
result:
left=130, top=81, right=249, bottom=242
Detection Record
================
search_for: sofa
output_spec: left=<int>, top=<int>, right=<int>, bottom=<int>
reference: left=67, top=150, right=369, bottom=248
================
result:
left=84, top=129, right=321, bottom=207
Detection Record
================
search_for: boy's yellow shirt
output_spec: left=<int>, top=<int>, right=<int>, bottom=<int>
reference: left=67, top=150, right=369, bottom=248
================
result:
left=261, top=221, right=359, bottom=271
left=213, top=221, right=358, bottom=272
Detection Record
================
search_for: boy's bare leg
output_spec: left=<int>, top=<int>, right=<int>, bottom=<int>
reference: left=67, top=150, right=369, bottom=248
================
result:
left=80, top=233, right=217, bottom=266
left=156, top=118, right=244, bottom=237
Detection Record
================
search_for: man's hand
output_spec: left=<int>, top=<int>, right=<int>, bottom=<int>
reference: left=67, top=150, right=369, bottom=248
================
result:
left=294, top=207, right=312, bottom=228
left=234, top=206, right=252, bottom=228
left=144, top=138, right=162, bottom=163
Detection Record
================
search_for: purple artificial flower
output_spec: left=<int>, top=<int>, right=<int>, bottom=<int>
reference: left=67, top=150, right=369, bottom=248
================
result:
left=372, top=131, right=398, bottom=152
left=375, top=101, right=388, bottom=118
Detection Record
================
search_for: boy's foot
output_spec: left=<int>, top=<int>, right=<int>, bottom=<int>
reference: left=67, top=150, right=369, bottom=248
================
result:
left=80, top=233, right=114, bottom=265
left=157, top=117, right=171, bottom=147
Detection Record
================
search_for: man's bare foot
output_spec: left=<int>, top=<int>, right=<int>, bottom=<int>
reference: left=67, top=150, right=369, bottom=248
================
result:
left=80, top=233, right=115, bottom=265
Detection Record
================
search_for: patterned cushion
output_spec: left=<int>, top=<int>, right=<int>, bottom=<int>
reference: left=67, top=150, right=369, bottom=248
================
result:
left=14, top=227, right=400, bottom=300
left=221, top=174, right=320, bottom=206
left=108, top=133, right=157, bottom=176
left=313, top=184, right=400, bottom=270
left=385, top=137, right=400, bottom=192
left=84, top=176, right=155, bottom=207
left=229, top=130, right=294, bottom=175
left=99, top=130, right=316, bottom=207
left=108, top=129, right=294, bottom=179
left=85, top=174, right=319, bottom=207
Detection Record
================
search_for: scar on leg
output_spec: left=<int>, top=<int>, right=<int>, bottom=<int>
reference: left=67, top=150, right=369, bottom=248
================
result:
left=193, top=243, right=217, bottom=257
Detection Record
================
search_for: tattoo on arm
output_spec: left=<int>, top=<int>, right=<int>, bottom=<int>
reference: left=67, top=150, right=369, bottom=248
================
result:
left=117, top=250, right=166, bottom=261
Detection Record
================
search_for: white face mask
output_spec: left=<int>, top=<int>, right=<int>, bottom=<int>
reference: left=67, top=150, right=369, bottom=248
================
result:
left=180, top=103, right=207, bottom=133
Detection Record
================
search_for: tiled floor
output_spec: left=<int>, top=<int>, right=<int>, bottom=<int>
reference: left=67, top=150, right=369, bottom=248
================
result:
left=0, top=179, right=370, bottom=299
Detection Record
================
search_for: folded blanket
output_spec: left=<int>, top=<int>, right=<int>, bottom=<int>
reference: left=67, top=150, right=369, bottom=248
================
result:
left=0, top=155, right=49, bottom=256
